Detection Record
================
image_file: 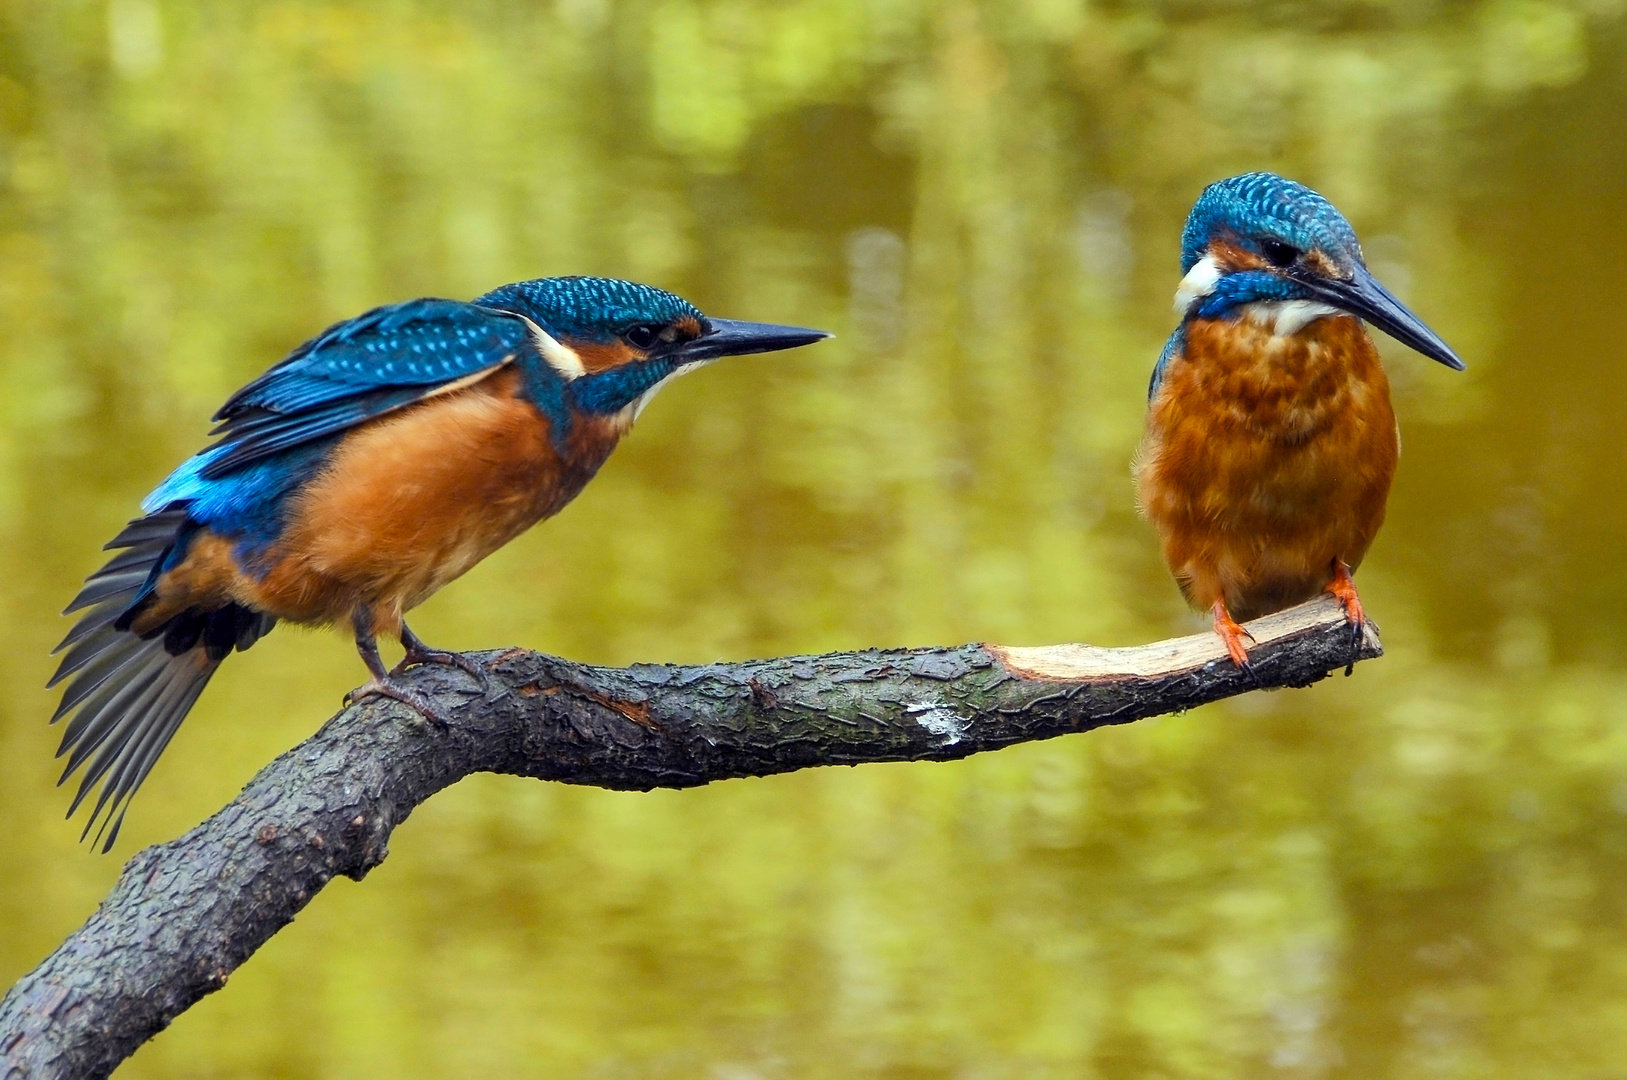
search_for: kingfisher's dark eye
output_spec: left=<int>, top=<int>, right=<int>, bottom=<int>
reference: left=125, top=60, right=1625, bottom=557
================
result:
left=1261, top=239, right=1300, bottom=268
left=622, top=324, right=661, bottom=350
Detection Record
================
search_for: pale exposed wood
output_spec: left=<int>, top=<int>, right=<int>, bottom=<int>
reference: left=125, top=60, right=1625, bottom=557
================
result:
left=988, top=593, right=1369, bottom=680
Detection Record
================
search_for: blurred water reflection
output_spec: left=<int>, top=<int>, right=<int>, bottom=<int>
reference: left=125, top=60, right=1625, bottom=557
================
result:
left=2, top=2, right=1625, bottom=1076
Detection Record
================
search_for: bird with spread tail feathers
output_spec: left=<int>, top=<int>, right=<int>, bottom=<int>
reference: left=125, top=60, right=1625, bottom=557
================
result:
left=50, top=275, right=829, bottom=850
left=1134, top=172, right=1464, bottom=667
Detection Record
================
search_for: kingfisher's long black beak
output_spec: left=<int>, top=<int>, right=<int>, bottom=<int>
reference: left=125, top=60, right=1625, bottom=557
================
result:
left=1300, top=264, right=1465, bottom=370
left=678, top=318, right=831, bottom=363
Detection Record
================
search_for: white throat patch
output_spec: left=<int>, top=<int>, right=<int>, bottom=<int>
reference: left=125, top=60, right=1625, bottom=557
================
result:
left=614, top=358, right=716, bottom=429
left=1241, top=300, right=1343, bottom=337
left=1173, top=253, right=1223, bottom=315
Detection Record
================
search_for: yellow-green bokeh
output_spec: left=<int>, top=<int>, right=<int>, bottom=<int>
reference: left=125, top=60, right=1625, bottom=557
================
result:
left=3, top=1, right=1626, bottom=1076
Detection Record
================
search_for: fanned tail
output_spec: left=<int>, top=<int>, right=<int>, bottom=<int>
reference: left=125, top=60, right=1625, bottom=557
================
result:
left=49, top=510, right=275, bottom=852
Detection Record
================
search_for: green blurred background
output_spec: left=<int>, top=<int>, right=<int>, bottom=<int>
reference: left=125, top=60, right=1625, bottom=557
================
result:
left=4, top=0, right=1627, bottom=1076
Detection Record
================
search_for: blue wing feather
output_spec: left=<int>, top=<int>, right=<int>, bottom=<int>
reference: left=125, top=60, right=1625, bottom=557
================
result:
left=200, top=388, right=428, bottom=479
left=199, top=298, right=532, bottom=479
left=1149, top=324, right=1186, bottom=401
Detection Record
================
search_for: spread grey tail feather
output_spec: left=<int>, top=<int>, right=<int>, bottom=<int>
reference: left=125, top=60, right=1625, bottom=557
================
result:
left=63, top=640, right=219, bottom=851
left=50, top=511, right=273, bottom=852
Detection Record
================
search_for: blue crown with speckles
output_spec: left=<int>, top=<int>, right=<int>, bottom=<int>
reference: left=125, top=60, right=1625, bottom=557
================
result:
left=1180, top=173, right=1362, bottom=273
left=475, top=276, right=705, bottom=341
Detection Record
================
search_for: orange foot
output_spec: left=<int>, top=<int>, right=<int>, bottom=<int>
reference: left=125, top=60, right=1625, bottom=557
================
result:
left=1211, top=599, right=1255, bottom=669
left=1325, top=560, right=1365, bottom=624
left=1325, top=560, right=1367, bottom=648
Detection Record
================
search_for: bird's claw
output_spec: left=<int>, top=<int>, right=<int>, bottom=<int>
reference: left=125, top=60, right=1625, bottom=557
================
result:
left=1211, top=601, right=1256, bottom=671
left=394, top=628, right=497, bottom=700
left=1324, top=562, right=1367, bottom=650
left=392, top=646, right=494, bottom=698
left=346, top=677, right=452, bottom=730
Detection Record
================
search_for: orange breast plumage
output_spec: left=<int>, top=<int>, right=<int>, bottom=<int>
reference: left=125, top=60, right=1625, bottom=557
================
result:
left=256, top=366, right=626, bottom=636
left=1134, top=310, right=1399, bottom=622
left=139, top=367, right=625, bottom=640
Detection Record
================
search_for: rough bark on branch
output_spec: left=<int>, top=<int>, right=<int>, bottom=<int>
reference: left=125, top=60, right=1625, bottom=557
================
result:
left=1, top=595, right=1379, bottom=1080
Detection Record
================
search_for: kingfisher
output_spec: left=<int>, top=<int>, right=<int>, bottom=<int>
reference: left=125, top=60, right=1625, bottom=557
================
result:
left=49, top=275, right=828, bottom=849
left=1134, top=173, right=1463, bottom=667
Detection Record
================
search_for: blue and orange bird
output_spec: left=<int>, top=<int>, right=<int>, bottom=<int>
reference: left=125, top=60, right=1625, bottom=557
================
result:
left=49, top=276, right=828, bottom=849
left=1134, top=173, right=1464, bottom=666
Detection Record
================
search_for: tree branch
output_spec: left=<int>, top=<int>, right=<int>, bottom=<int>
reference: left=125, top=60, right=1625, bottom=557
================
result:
left=1, top=595, right=1379, bottom=1080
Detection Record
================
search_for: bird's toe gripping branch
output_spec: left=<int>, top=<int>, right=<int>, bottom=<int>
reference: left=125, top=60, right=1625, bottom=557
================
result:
left=345, top=677, right=454, bottom=730
left=1210, top=600, right=1257, bottom=670
left=1324, top=561, right=1367, bottom=649
left=394, top=624, right=496, bottom=700
left=348, top=621, right=492, bottom=729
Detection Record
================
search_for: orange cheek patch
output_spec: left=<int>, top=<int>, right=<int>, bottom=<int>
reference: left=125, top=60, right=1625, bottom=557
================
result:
left=1305, top=250, right=1340, bottom=277
left=1210, top=238, right=1268, bottom=273
left=1215, top=237, right=1344, bottom=280
left=572, top=340, right=643, bottom=373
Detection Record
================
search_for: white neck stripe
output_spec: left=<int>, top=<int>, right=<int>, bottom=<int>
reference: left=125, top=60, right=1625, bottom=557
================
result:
left=1173, top=253, right=1223, bottom=315
left=513, top=313, right=586, bottom=380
